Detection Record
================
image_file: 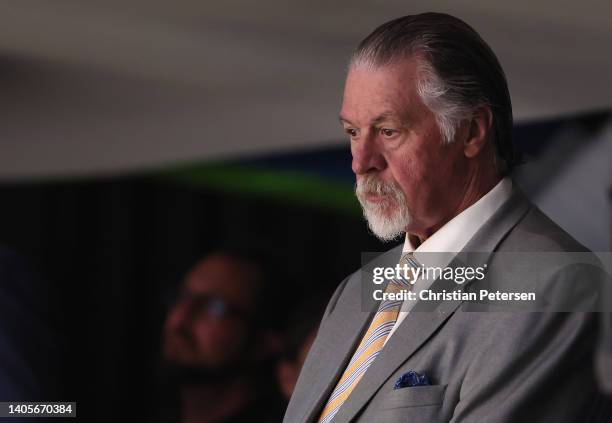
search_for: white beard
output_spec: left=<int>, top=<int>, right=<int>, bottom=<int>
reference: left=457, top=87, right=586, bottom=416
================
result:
left=355, top=176, right=412, bottom=242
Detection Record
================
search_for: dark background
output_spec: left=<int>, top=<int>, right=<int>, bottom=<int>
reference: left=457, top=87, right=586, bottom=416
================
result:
left=0, top=175, right=385, bottom=421
left=0, top=110, right=609, bottom=422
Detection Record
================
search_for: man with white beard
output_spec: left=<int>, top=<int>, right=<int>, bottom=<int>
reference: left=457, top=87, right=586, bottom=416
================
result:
left=283, top=12, right=611, bottom=423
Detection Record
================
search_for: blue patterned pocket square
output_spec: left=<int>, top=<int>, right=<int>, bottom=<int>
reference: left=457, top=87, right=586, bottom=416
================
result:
left=394, top=370, right=430, bottom=389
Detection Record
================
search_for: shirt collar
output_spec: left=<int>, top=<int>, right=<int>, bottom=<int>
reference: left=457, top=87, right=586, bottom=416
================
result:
left=403, top=177, right=513, bottom=254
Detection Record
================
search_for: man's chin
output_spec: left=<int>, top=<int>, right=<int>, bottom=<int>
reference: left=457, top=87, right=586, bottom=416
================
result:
left=357, top=197, right=411, bottom=241
left=165, top=363, right=229, bottom=385
left=363, top=214, right=409, bottom=242
left=369, top=227, right=406, bottom=242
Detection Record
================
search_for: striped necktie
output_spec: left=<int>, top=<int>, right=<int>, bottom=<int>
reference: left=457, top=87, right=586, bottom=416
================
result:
left=317, top=252, right=419, bottom=423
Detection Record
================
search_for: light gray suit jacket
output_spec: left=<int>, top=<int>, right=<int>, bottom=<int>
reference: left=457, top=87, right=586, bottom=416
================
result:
left=284, top=186, right=611, bottom=422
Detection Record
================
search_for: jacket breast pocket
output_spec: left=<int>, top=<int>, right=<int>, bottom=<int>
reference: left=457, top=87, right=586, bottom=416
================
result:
left=379, top=384, right=448, bottom=409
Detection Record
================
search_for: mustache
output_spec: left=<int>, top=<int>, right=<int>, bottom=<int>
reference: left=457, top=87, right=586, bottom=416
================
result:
left=356, top=175, right=403, bottom=197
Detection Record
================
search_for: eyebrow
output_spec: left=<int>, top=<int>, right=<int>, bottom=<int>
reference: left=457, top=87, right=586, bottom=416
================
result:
left=339, top=111, right=399, bottom=126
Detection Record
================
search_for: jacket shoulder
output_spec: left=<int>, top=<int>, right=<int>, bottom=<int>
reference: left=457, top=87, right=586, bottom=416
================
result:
left=500, top=205, right=590, bottom=253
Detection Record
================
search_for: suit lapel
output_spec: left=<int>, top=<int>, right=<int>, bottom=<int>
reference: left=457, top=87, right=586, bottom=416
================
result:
left=297, top=273, right=377, bottom=423
left=331, top=185, right=532, bottom=423
left=330, top=261, right=466, bottom=423
left=297, top=247, right=406, bottom=423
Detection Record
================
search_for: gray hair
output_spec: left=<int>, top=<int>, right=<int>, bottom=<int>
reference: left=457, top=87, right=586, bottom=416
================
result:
left=350, top=13, right=522, bottom=175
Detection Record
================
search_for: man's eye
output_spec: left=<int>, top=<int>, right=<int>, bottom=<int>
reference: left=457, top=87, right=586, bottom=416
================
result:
left=381, top=128, right=397, bottom=138
left=345, top=128, right=358, bottom=137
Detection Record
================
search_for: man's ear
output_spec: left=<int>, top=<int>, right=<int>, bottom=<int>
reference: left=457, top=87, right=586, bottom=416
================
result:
left=464, top=105, right=493, bottom=158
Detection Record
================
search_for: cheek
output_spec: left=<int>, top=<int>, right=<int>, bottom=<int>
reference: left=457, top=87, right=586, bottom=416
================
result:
left=386, top=143, right=450, bottom=210
left=387, top=152, right=422, bottom=195
left=193, top=320, right=243, bottom=347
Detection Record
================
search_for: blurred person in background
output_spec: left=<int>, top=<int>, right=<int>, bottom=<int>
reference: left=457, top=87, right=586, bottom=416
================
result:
left=276, top=293, right=330, bottom=402
left=161, top=250, right=284, bottom=423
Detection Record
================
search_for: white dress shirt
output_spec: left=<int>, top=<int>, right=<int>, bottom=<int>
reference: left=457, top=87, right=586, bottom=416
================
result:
left=384, top=177, right=513, bottom=342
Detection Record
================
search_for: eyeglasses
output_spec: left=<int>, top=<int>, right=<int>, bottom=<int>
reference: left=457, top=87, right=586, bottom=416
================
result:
left=176, top=292, right=250, bottom=320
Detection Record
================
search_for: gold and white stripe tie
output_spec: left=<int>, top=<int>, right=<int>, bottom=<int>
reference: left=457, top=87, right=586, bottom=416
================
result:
left=317, top=252, right=419, bottom=422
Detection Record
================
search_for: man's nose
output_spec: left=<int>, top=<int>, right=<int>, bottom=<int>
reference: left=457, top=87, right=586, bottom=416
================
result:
left=166, top=302, right=190, bottom=331
left=351, top=135, right=386, bottom=175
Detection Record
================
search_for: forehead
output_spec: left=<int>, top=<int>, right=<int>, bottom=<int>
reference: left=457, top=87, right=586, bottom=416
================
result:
left=185, top=255, right=261, bottom=302
left=341, top=58, right=422, bottom=123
